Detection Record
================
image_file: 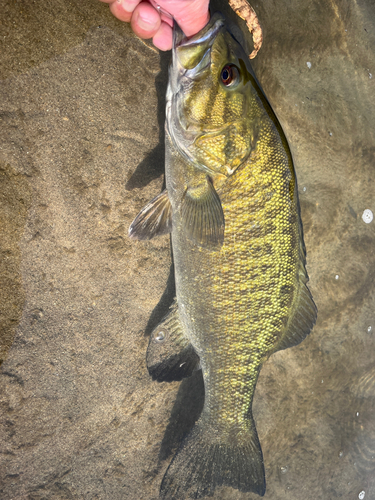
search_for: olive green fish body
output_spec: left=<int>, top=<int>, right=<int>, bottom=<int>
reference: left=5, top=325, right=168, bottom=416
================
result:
left=129, top=12, right=316, bottom=499
left=169, top=121, right=300, bottom=428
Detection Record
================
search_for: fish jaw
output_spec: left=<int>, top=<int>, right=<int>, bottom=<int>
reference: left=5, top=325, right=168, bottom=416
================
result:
left=168, top=13, right=226, bottom=95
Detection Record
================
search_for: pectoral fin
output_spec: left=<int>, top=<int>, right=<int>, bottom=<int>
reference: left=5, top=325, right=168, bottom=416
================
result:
left=128, top=189, right=172, bottom=240
left=181, top=177, right=225, bottom=247
left=147, top=300, right=200, bottom=382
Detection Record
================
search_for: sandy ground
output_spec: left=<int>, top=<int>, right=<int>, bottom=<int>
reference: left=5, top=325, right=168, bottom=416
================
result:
left=0, top=0, right=374, bottom=499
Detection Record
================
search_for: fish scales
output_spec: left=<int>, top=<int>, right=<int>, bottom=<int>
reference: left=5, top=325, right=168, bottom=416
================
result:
left=172, top=117, right=298, bottom=426
left=129, top=12, right=316, bottom=499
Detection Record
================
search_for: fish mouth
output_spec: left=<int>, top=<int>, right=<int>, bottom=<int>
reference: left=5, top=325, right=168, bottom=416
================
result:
left=173, top=13, right=225, bottom=72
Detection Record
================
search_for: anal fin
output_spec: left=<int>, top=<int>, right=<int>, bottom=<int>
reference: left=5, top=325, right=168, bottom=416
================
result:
left=128, top=189, right=172, bottom=240
left=147, top=300, right=200, bottom=382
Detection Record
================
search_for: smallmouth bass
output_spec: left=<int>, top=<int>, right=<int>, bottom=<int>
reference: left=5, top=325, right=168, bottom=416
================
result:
left=129, top=12, right=317, bottom=499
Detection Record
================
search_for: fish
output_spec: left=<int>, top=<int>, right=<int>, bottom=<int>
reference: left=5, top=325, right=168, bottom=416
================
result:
left=129, top=12, right=317, bottom=499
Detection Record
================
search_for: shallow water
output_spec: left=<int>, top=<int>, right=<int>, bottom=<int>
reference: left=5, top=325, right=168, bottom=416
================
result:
left=0, top=0, right=374, bottom=499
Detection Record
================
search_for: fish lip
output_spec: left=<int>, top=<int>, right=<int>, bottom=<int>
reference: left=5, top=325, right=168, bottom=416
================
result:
left=173, top=13, right=225, bottom=51
left=172, top=13, right=225, bottom=79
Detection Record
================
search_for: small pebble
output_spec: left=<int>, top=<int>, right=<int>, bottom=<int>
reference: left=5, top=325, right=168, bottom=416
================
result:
left=307, top=62, right=312, bottom=69
left=359, top=491, right=365, bottom=500
left=368, top=326, right=372, bottom=333
left=362, top=209, right=373, bottom=223
left=335, top=275, right=339, bottom=280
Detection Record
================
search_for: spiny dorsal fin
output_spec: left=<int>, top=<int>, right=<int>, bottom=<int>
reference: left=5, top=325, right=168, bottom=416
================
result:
left=128, top=189, right=172, bottom=240
left=147, top=300, right=200, bottom=382
left=181, top=177, right=224, bottom=247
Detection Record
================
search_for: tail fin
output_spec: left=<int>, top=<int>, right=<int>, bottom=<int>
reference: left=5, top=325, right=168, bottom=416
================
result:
left=160, top=417, right=265, bottom=499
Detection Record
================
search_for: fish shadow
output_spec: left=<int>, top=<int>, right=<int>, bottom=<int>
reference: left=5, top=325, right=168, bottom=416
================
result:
left=125, top=50, right=170, bottom=190
left=158, top=369, right=205, bottom=463
left=145, top=260, right=175, bottom=337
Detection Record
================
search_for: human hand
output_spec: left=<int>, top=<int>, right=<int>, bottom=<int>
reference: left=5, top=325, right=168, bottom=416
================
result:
left=99, top=0, right=210, bottom=51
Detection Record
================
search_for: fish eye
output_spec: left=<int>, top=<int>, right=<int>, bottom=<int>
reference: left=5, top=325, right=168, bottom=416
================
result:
left=220, top=64, right=240, bottom=87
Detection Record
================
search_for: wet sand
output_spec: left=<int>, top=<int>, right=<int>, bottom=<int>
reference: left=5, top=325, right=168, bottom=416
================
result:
left=1, top=0, right=374, bottom=498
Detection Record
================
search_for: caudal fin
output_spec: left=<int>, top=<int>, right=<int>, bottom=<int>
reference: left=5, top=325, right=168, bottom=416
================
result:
left=160, top=418, right=265, bottom=499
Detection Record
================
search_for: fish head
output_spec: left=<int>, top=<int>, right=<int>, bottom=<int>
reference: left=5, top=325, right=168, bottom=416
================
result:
left=167, top=12, right=259, bottom=179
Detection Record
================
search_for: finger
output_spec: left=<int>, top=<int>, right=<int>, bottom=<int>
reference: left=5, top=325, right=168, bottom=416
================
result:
left=153, top=21, right=173, bottom=51
left=162, top=0, right=210, bottom=37
left=174, top=9, right=210, bottom=37
left=131, top=2, right=162, bottom=39
left=109, top=0, right=142, bottom=23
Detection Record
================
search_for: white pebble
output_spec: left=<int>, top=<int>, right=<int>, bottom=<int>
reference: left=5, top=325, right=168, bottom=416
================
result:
left=359, top=491, right=365, bottom=500
left=369, top=73, right=373, bottom=79
left=335, top=275, right=339, bottom=280
left=368, top=326, right=372, bottom=333
left=362, top=209, right=373, bottom=223
left=307, top=62, right=312, bottom=69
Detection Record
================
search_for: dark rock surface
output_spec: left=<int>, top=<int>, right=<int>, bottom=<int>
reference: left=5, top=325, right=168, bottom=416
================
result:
left=0, top=0, right=374, bottom=499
